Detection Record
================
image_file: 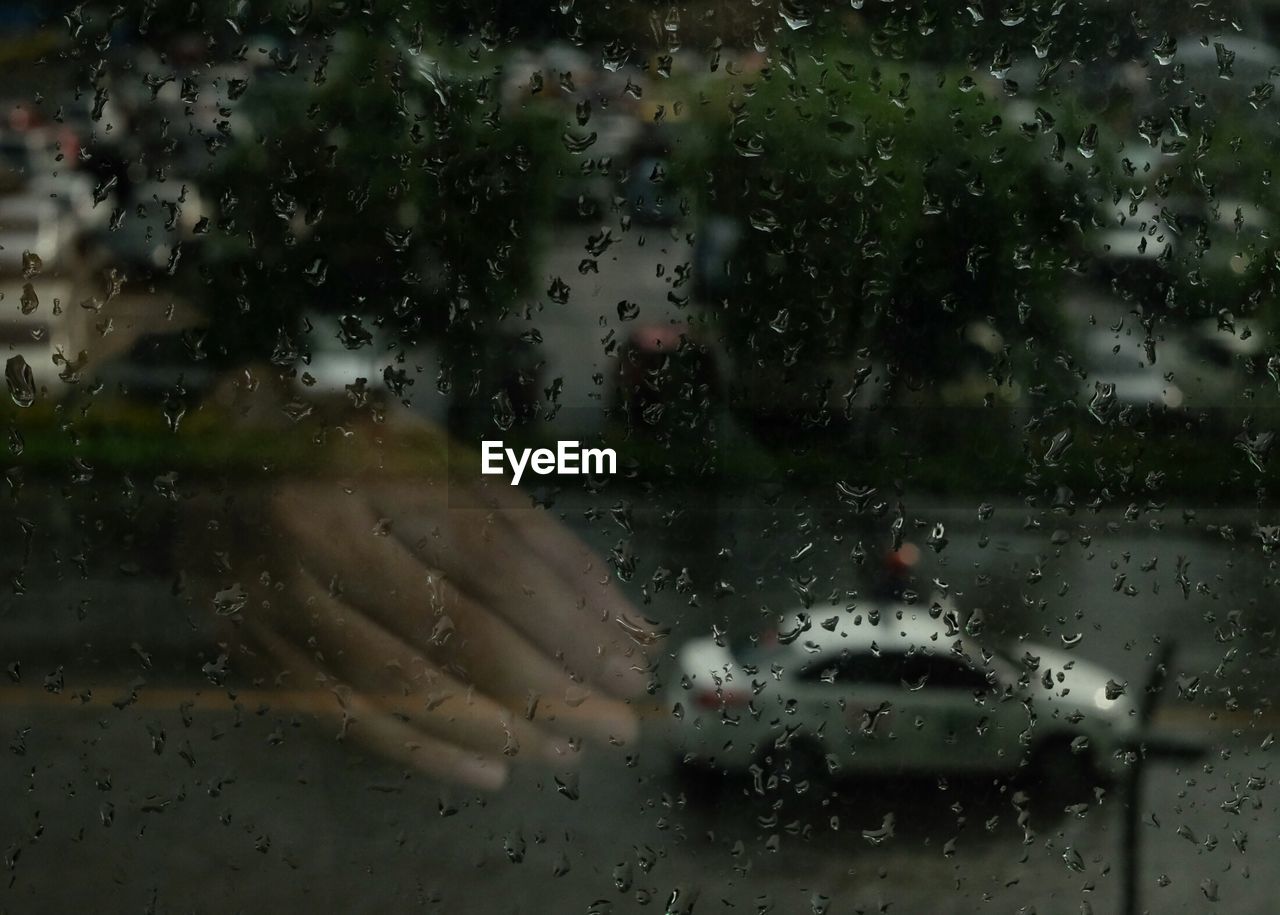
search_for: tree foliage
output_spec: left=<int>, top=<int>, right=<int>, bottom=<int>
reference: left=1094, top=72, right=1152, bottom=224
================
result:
left=675, top=44, right=1088, bottom=408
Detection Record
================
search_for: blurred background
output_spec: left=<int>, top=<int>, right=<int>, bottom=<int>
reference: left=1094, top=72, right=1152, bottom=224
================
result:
left=2, top=0, right=1280, bottom=911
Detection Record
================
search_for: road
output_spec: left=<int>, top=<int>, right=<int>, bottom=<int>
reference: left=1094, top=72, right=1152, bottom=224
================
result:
left=2, top=482, right=1276, bottom=913
left=0, top=684, right=1271, bottom=913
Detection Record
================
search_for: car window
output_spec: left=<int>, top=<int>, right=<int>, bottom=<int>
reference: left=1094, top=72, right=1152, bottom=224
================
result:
left=800, top=648, right=992, bottom=692
left=898, top=652, right=994, bottom=692
left=798, top=650, right=902, bottom=686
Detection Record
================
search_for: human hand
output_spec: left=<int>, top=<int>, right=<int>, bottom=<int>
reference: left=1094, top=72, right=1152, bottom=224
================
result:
left=179, top=394, right=653, bottom=789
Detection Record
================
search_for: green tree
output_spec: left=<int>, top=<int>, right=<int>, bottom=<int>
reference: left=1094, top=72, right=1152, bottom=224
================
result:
left=674, top=43, right=1087, bottom=417
left=188, top=27, right=563, bottom=385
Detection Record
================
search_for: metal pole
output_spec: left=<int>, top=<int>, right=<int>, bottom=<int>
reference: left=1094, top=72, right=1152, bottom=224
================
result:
left=1120, top=641, right=1175, bottom=915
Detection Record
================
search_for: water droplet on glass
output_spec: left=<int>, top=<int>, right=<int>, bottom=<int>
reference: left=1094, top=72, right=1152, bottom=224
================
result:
left=20, top=251, right=42, bottom=279
left=779, top=1, right=812, bottom=29
left=1044, top=428, right=1073, bottom=466
left=5, top=356, right=35, bottom=408
left=1077, top=124, right=1099, bottom=158
left=19, top=284, right=38, bottom=315
left=492, top=390, right=516, bottom=431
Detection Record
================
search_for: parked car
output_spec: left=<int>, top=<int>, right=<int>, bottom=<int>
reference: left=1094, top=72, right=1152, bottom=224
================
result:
left=0, top=274, right=82, bottom=399
left=666, top=604, right=1139, bottom=791
left=0, top=193, right=76, bottom=273
left=1074, top=312, right=1264, bottom=415
left=92, top=180, right=209, bottom=279
left=293, top=311, right=411, bottom=406
left=0, top=124, right=64, bottom=185
left=0, top=193, right=92, bottom=401
left=0, top=123, right=105, bottom=224
left=86, top=329, right=217, bottom=403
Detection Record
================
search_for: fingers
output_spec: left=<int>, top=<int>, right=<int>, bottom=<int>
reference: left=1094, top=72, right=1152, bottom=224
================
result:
left=271, top=481, right=646, bottom=701
left=281, top=560, right=641, bottom=747
left=358, top=482, right=653, bottom=698
left=246, top=619, right=511, bottom=790
left=389, top=576, right=643, bottom=747
left=498, top=501, right=661, bottom=693
left=179, top=455, right=654, bottom=791
left=268, top=567, right=589, bottom=762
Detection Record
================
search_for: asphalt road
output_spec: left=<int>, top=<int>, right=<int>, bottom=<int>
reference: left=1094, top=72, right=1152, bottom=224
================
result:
left=2, top=486, right=1276, bottom=913
left=0, top=688, right=1270, bottom=913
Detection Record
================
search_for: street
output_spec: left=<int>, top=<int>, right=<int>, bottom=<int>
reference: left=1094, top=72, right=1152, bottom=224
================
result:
left=2, top=484, right=1274, bottom=913
left=1, top=684, right=1269, bottom=913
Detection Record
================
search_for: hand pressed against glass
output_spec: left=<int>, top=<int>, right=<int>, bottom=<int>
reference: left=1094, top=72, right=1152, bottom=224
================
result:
left=179, top=392, right=651, bottom=789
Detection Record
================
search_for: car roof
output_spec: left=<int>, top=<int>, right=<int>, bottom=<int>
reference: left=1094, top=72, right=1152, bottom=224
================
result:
left=772, top=602, right=975, bottom=661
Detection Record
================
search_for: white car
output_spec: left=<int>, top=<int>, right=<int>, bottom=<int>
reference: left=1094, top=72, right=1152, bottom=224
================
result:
left=666, top=604, right=1139, bottom=789
left=0, top=195, right=76, bottom=274
left=96, top=181, right=210, bottom=278
left=0, top=274, right=83, bottom=401
left=0, top=196, right=88, bottom=401
left=0, top=126, right=113, bottom=236
left=292, top=311, right=407, bottom=405
left=1076, top=316, right=1264, bottom=415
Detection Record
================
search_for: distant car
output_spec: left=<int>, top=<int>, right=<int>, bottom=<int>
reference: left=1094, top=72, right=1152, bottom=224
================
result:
left=1090, top=194, right=1273, bottom=289
left=93, top=181, right=208, bottom=279
left=0, top=125, right=64, bottom=187
left=0, top=194, right=76, bottom=273
left=0, top=195, right=87, bottom=400
left=624, top=155, right=675, bottom=224
left=0, top=121, right=107, bottom=229
left=1168, top=33, right=1280, bottom=108
left=0, top=274, right=82, bottom=400
left=32, top=170, right=110, bottom=233
left=1076, top=315, right=1264, bottom=414
left=292, top=311, right=408, bottom=405
left=666, top=604, right=1139, bottom=789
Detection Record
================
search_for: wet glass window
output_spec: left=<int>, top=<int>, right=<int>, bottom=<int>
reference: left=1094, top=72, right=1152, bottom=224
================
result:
left=2, top=1, right=1277, bottom=912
